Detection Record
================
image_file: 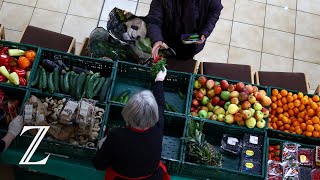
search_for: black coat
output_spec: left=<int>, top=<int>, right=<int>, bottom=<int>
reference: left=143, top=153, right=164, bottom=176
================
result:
left=147, top=0, right=223, bottom=59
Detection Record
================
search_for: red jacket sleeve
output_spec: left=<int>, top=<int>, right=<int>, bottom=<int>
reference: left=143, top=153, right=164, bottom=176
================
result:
left=200, top=0, right=223, bottom=38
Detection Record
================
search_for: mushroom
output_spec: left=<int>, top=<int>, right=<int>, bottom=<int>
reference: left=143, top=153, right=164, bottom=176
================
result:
left=86, top=142, right=95, bottom=148
left=62, top=98, right=66, bottom=103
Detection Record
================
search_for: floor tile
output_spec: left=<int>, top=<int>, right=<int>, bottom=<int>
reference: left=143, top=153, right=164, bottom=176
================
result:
left=0, top=2, right=34, bottom=31
left=29, top=8, right=66, bottom=33
left=309, top=89, right=315, bottom=94
left=6, top=0, right=37, bottom=6
left=293, top=60, right=320, bottom=90
left=4, top=29, right=21, bottom=42
left=135, top=3, right=150, bottom=16
left=61, top=15, right=98, bottom=43
left=75, top=42, right=83, bottom=55
left=263, top=28, right=294, bottom=58
left=228, top=46, right=261, bottom=73
left=267, top=0, right=296, bottom=9
left=100, top=0, right=137, bottom=21
left=98, top=20, right=108, bottom=28
left=251, top=0, right=266, bottom=3
left=294, top=35, right=320, bottom=64
left=36, top=0, right=70, bottom=13
left=68, top=0, right=104, bottom=19
left=0, top=1, right=2, bottom=8
left=139, top=0, right=151, bottom=4
left=234, top=0, right=266, bottom=26
left=230, top=22, right=263, bottom=51
left=207, top=19, right=232, bottom=45
left=296, top=11, right=320, bottom=39
left=260, top=53, right=293, bottom=72
left=265, top=5, right=296, bottom=33
left=297, top=0, right=320, bottom=15
left=195, top=42, right=229, bottom=63
left=220, top=0, right=235, bottom=20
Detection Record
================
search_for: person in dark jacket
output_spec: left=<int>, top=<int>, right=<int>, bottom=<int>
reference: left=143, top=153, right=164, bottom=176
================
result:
left=93, top=68, right=169, bottom=180
left=147, top=0, right=223, bottom=72
left=0, top=116, right=23, bottom=153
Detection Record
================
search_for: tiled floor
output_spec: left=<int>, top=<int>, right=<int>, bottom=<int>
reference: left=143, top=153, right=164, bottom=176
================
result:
left=0, top=0, right=319, bottom=93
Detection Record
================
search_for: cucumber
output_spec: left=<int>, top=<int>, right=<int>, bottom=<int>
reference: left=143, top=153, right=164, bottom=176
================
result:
left=75, top=73, right=86, bottom=99
left=38, top=68, right=43, bottom=90
left=178, top=89, right=184, bottom=99
left=164, top=102, right=170, bottom=111
left=99, top=77, right=112, bottom=103
left=60, top=74, right=64, bottom=93
left=53, top=68, right=59, bottom=92
left=82, top=74, right=91, bottom=98
left=31, top=68, right=40, bottom=87
left=48, top=72, right=55, bottom=93
left=41, top=67, right=47, bottom=90
left=63, top=72, right=70, bottom=93
left=68, top=71, right=76, bottom=90
left=70, top=75, right=79, bottom=97
left=122, top=95, right=129, bottom=103
left=169, top=104, right=177, bottom=112
left=93, top=77, right=105, bottom=97
left=117, top=90, right=131, bottom=102
left=111, top=96, right=118, bottom=101
left=87, top=73, right=100, bottom=99
left=93, top=78, right=100, bottom=88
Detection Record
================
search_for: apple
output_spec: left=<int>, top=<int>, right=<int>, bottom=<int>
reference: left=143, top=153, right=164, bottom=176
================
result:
left=218, top=100, right=226, bottom=107
left=253, top=102, right=263, bottom=111
left=207, top=102, right=214, bottom=112
left=200, top=106, right=209, bottom=112
left=242, top=101, right=251, bottom=110
left=236, top=82, right=245, bottom=92
left=254, top=111, right=264, bottom=121
left=211, top=96, right=220, bottom=105
left=259, top=90, right=267, bottom=97
left=225, top=114, right=234, bottom=124
left=201, top=96, right=210, bottom=105
left=208, top=112, right=214, bottom=118
left=215, top=81, right=220, bottom=86
left=239, top=92, right=249, bottom=102
left=200, top=88, right=207, bottom=95
left=224, top=102, right=231, bottom=110
left=192, top=99, right=199, bottom=107
left=261, top=96, right=272, bottom=107
left=237, top=120, right=245, bottom=126
left=228, top=84, right=235, bottom=92
left=248, top=94, right=256, bottom=104
left=245, top=117, right=256, bottom=128
left=230, top=91, right=240, bottom=98
left=227, top=104, right=239, bottom=114
left=220, top=80, right=229, bottom=90
left=256, top=120, right=266, bottom=129
left=253, top=86, right=259, bottom=92
left=198, top=110, right=208, bottom=119
left=246, top=85, right=254, bottom=94
left=214, top=107, right=226, bottom=115
left=214, top=106, right=221, bottom=111
left=249, top=108, right=255, bottom=117
left=221, top=91, right=230, bottom=101
left=196, top=91, right=204, bottom=101
left=210, top=114, right=218, bottom=121
left=207, top=89, right=215, bottom=98
left=253, top=92, right=262, bottom=101
left=198, top=76, right=207, bottom=87
left=206, top=79, right=215, bottom=90
left=242, top=110, right=252, bottom=119
left=261, top=107, right=269, bottom=118
left=214, top=85, right=222, bottom=95
left=191, top=112, right=198, bottom=117
left=217, top=114, right=225, bottom=122
left=234, top=112, right=243, bottom=122
left=193, top=90, right=198, bottom=97
left=230, top=97, right=239, bottom=105
left=242, top=88, right=249, bottom=95
left=194, top=80, right=201, bottom=89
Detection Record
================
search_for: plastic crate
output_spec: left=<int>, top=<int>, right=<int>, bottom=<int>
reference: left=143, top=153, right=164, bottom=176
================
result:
left=188, top=74, right=270, bottom=132
left=267, top=86, right=320, bottom=145
left=16, top=90, right=109, bottom=160
left=180, top=118, right=267, bottom=180
left=29, top=48, right=116, bottom=103
left=0, top=40, right=42, bottom=88
left=109, top=61, right=193, bottom=116
left=104, top=104, right=186, bottom=175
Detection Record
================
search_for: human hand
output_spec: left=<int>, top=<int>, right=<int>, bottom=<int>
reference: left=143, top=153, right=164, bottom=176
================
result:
left=155, top=67, right=167, bottom=82
left=8, top=115, right=23, bottom=137
left=151, top=41, right=166, bottom=59
left=195, top=35, right=206, bottom=44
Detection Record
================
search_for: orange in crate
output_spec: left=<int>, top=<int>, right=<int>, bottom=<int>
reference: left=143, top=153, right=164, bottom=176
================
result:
left=280, top=89, right=288, bottom=97
left=272, top=89, right=279, bottom=96
left=306, top=125, right=315, bottom=132
left=312, top=116, right=320, bottom=124
left=313, top=95, right=320, bottom=102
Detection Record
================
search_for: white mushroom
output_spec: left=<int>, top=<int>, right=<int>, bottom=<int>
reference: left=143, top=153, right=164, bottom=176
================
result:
left=62, top=98, right=66, bottom=103
left=92, top=127, right=100, bottom=132
left=86, top=142, right=95, bottom=148
left=43, top=102, right=49, bottom=108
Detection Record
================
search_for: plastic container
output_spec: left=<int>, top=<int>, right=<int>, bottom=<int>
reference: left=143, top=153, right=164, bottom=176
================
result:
left=298, top=148, right=315, bottom=167
left=312, top=169, right=320, bottom=180
left=298, top=166, right=312, bottom=180
left=243, top=134, right=263, bottom=149
left=221, top=134, right=242, bottom=155
left=267, top=160, right=282, bottom=180
left=240, top=160, right=261, bottom=175
left=241, top=148, right=262, bottom=162
left=282, top=160, right=299, bottom=180
left=282, top=142, right=299, bottom=162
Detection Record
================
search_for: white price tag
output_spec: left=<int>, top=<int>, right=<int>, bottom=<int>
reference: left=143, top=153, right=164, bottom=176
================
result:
left=227, top=137, right=238, bottom=146
left=249, top=135, right=259, bottom=145
left=24, top=104, right=33, bottom=120
left=36, top=111, right=45, bottom=123
left=64, top=101, right=78, bottom=114
left=80, top=101, right=90, bottom=117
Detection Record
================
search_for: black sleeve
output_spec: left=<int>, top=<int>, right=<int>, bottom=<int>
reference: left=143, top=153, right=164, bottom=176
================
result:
left=200, top=0, right=223, bottom=38
left=153, top=81, right=164, bottom=132
left=0, top=139, right=5, bottom=152
left=93, top=133, right=114, bottom=170
left=147, top=0, right=165, bottom=45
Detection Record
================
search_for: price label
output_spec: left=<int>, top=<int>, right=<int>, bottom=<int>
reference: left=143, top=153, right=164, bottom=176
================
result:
left=63, top=101, right=78, bottom=115
left=24, top=104, right=33, bottom=120
left=227, top=137, right=238, bottom=146
left=80, top=101, right=90, bottom=117
left=249, top=135, right=259, bottom=145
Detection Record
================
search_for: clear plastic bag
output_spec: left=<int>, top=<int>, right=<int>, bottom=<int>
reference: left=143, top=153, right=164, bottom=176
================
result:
left=220, top=134, right=242, bottom=155
left=243, top=134, right=263, bottom=149
left=267, top=160, right=283, bottom=180
left=59, top=100, right=78, bottom=125
left=283, top=160, right=299, bottom=180
left=282, top=142, right=300, bottom=162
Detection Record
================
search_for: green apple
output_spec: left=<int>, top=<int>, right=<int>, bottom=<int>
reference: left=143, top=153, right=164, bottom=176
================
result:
left=217, top=114, right=225, bottom=122
left=245, top=117, right=256, bottom=128
left=221, top=91, right=230, bottom=101
left=214, top=107, right=226, bottom=115
left=201, top=96, right=210, bottom=105
left=256, top=119, right=266, bottom=128
left=227, top=104, right=239, bottom=115
left=198, top=110, right=208, bottom=119
left=224, top=101, right=231, bottom=110
left=225, top=114, right=234, bottom=124
left=254, top=111, right=264, bottom=121
left=194, top=80, right=201, bottom=89
left=249, top=108, right=255, bottom=117
left=253, top=102, right=263, bottom=111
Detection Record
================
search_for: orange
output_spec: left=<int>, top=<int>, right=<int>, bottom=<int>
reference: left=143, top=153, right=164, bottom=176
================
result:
left=283, top=104, right=289, bottom=111
left=298, top=92, right=304, bottom=99
left=270, top=115, right=275, bottom=119
left=313, top=131, right=319, bottom=138
left=306, top=125, right=314, bottom=132
left=277, top=100, right=283, bottom=107
left=271, top=103, right=277, bottom=110
left=287, top=96, right=294, bottom=103
left=306, top=132, right=312, bottom=137
left=284, top=124, right=290, bottom=130
left=293, top=108, right=300, bottom=114
left=283, top=112, right=289, bottom=118
left=288, top=109, right=294, bottom=117
left=306, top=120, right=313, bottom=125
left=276, top=107, right=283, bottom=114
left=300, top=123, right=307, bottom=131
left=318, top=111, right=320, bottom=118
left=312, top=95, right=319, bottom=102
left=276, top=94, right=282, bottom=100
left=298, top=112, right=306, bottom=119
left=301, top=98, right=309, bottom=105
left=311, top=116, right=320, bottom=124
left=311, top=102, right=318, bottom=110
left=272, top=117, right=278, bottom=123
left=295, top=127, right=303, bottom=135
left=272, top=89, right=279, bottom=96
left=277, top=121, right=283, bottom=127
left=280, top=89, right=288, bottom=97
left=290, top=127, right=295, bottom=133
left=299, top=104, right=305, bottom=111
left=316, top=107, right=320, bottom=114
left=294, top=100, right=301, bottom=107
left=305, top=115, right=311, bottom=121
left=278, top=114, right=284, bottom=120
left=282, top=116, right=289, bottom=124
left=272, top=123, right=278, bottom=130
left=288, top=103, right=295, bottom=110
left=288, top=92, right=293, bottom=96
left=314, top=124, right=320, bottom=131
left=293, top=94, right=298, bottom=100
left=271, top=96, right=277, bottom=102
left=282, top=97, right=288, bottom=104
left=279, top=126, right=284, bottom=131
left=298, top=118, right=304, bottom=123
left=293, top=121, right=300, bottom=127
left=287, top=118, right=292, bottom=124
left=307, top=109, right=315, bottom=117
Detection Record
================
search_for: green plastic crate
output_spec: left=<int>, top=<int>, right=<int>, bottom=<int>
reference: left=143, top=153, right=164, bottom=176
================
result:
left=28, top=48, right=116, bottom=103
left=267, top=86, right=320, bottom=145
left=108, top=61, right=193, bottom=116
left=180, top=118, right=267, bottom=180
left=188, top=74, right=270, bottom=132
left=103, top=104, right=186, bottom=175
left=0, top=40, right=42, bottom=88
left=16, top=89, right=109, bottom=160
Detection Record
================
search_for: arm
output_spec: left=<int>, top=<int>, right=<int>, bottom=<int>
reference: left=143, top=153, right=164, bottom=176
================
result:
left=0, top=116, right=23, bottom=152
left=153, top=81, right=165, bottom=131
left=147, top=0, right=165, bottom=45
left=200, top=0, right=223, bottom=38
left=93, top=135, right=113, bottom=170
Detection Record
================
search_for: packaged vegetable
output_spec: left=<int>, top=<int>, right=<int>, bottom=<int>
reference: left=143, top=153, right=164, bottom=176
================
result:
left=298, top=148, right=315, bottom=167
left=316, top=146, right=320, bottom=167
left=220, top=134, right=242, bottom=155
left=241, top=148, right=262, bottom=162
left=267, top=160, right=283, bottom=180
left=240, top=160, right=261, bottom=175
left=298, top=166, right=312, bottom=180
left=76, top=98, right=96, bottom=126
left=59, top=100, right=78, bottom=125
left=312, top=169, right=320, bottom=180
left=283, top=160, right=299, bottom=180
left=282, top=142, right=299, bottom=162
left=243, top=134, right=263, bottom=149
left=269, top=144, right=281, bottom=161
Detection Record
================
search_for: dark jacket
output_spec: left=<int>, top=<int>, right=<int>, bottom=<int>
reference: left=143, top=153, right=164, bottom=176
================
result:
left=0, top=140, right=4, bottom=152
left=147, top=0, right=223, bottom=59
left=93, top=82, right=164, bottom=179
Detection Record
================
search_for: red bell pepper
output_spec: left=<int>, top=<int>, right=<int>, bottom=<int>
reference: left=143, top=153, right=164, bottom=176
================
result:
left=0, top=74, right=7, bottom=82
left=12, top=67, right=26, bottom=78
left=0, top=47, right=10, bottom=69
left=19, top=77, right=27, bottom=86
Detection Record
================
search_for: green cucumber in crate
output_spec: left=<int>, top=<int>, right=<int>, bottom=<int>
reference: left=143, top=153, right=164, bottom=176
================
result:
left=53, top=68, right=59, bottom=92
left=47, top=72, right=55, bottom=93
left=98, top=77, right=111, bottom=103
left=93, top=77, right=106, bottom=97
left=117, top=90, right=131, bottom=102
left=31, top=68, right=40, bottom=87
left=63, top=71, right=71, bottom=93
left=82, top=74, right=91, bottom=98
left=59, top=74, right=64, bottom=93
left=87, top=73, right=100, bottom=99
left=75, top=72, right=86, bottom=99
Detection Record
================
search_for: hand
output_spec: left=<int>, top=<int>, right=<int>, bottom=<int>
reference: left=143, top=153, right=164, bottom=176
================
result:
left=195, top=35, right=206, bottom=44
left=155, top=67, right=167, bottom=82
left=8, top=115, right=23, bottom=137
left=151, top=41, right=166, bottom=59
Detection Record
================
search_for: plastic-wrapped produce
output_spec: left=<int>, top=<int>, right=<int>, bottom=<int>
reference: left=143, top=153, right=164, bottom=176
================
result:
left=267, top=160, right=283, bottom=180
left=243, top=134, right=263, bottom=149
left=240, top=160, right=261, bottom=175
left=283, top=161, right=299, bottom=180
left=298, top=148, right=315, bottom=167
left=298, top=166, right=312, bottom=180
left=220, top=134, right=242, bottom=155
left=282, top=142, right=299, bottom=162
left=312, top=169, right=320, bottom=180
left=241, top=147, right=262, bottom=162
left=316, top=146, right=320, bottom=167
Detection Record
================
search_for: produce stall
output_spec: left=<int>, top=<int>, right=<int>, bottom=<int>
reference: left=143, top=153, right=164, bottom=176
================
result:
left=0, top=40, right=319, bottom=180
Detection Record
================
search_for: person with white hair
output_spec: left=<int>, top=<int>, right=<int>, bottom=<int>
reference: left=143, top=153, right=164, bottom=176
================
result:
left=93, top=68, right=170, bottom=180
left=0, top=116, right=23, bottom=152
